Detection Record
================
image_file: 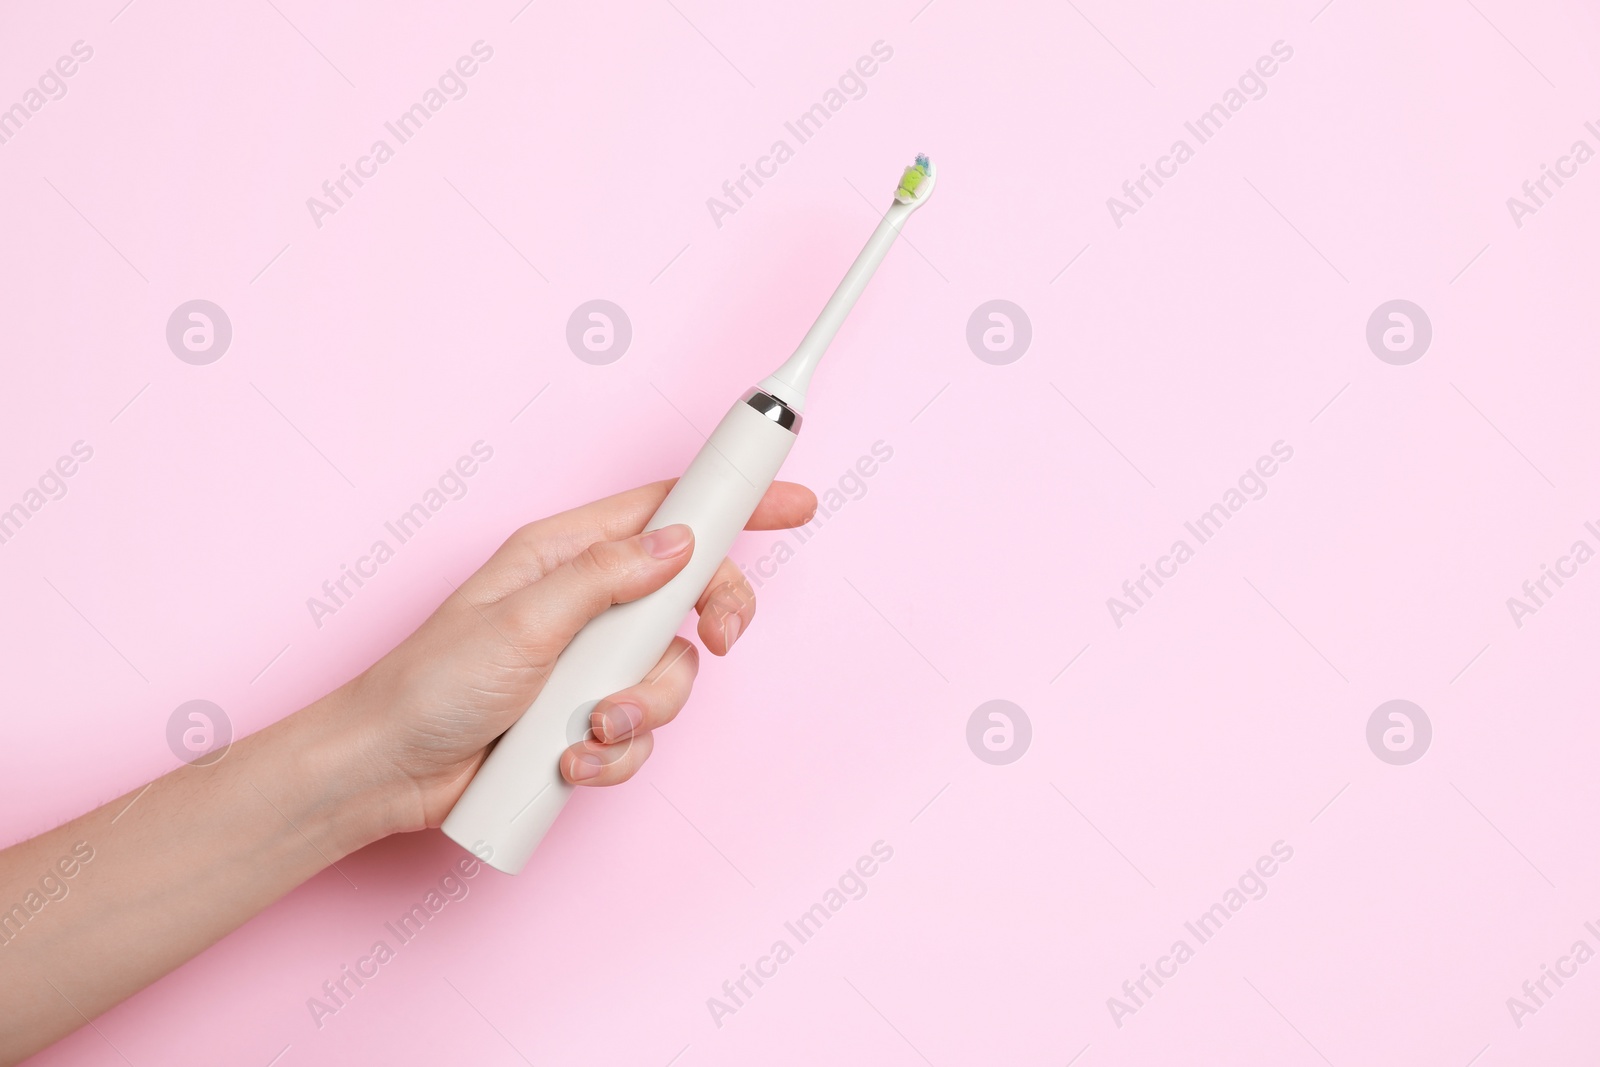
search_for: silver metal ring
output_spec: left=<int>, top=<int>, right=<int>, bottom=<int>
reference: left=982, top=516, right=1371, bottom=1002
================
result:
left=743, top=388, right=803, bottom=433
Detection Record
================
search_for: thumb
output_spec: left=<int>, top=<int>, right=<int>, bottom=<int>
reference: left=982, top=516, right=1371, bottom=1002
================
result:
left=495, top=524, right=695, bottom=659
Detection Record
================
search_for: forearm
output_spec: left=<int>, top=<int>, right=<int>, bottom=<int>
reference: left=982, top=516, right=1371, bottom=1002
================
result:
left=0, top=688, right=400, bottom=1065
left=0, top=482, right=809, bottom=1064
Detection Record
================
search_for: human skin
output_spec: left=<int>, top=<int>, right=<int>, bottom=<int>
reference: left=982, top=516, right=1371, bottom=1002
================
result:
left=0, top=478, right=817, bottom=1065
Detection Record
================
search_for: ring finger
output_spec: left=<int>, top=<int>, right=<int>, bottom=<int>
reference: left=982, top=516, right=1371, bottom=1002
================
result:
left=589, top=637, right=700, bottom=745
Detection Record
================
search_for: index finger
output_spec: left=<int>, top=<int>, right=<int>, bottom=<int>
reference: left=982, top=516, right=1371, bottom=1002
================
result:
left=462, top=479, right=817, bottom=603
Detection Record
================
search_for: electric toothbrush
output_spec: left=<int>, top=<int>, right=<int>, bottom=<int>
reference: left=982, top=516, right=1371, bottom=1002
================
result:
left=442, top=155, right=938, bottom=874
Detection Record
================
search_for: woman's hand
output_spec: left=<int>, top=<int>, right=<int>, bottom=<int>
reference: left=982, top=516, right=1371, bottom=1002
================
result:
left=0, top=478, right=815, bottom=1065
left=337, top=479, right=817, bottom=835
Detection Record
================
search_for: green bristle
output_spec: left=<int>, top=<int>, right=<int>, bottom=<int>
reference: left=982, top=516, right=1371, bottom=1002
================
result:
left=896, top=156, right=930, bottom=200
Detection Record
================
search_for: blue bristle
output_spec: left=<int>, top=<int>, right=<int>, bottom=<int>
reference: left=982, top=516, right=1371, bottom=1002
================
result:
left=915, top=153, right=930, bottom=168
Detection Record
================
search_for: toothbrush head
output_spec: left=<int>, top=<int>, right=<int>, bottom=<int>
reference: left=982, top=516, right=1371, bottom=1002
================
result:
left=894, top=153, right=936, bottom=206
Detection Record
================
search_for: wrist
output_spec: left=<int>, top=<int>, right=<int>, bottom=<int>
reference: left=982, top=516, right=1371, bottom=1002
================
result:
left=263, top=684, right=415, bottom=857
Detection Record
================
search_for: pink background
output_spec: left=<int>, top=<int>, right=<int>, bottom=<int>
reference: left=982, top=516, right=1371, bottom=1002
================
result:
left=4, top=0, right=1599, bottom=1062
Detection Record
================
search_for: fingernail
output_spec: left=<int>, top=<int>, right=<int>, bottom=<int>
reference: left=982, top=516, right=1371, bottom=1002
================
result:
left=596, top=702, right=643, bottom=742
left=641, top=524, right=693, bottom=559
left=569, top=753, right=605, bottom=781
left=722, top=611, right=743, bottom=647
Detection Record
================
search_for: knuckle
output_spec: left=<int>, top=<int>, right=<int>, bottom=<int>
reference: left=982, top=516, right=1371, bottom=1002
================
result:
left=619, top=736, right=653, bottom=778
left=572, top=540, right=634, bottom=584
left=478, top=522, right=555, bottom=589
left=708, top=581, right=753, bottom=616
left=495, top=598, right=562, bottom=660
left=655, top=696, right=686, bottom=729
left=650, top=641, right=699, bottom=686
left=503, top=521, right=550, bottom=564
left=678, top=645, right=702, bottom=683
left=495, top=594, right=536, bottom=635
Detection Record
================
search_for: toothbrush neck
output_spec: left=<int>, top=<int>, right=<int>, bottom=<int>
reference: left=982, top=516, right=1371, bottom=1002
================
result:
left=761, top=201, right=913, bottom=409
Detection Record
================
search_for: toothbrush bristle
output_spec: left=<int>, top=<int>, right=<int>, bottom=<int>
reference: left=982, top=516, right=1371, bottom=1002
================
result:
left=895, top=154, right=932, bottom=202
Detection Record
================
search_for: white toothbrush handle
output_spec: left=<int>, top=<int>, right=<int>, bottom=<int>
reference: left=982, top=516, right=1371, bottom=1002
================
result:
left=441, top=390, right=800, bottom=874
